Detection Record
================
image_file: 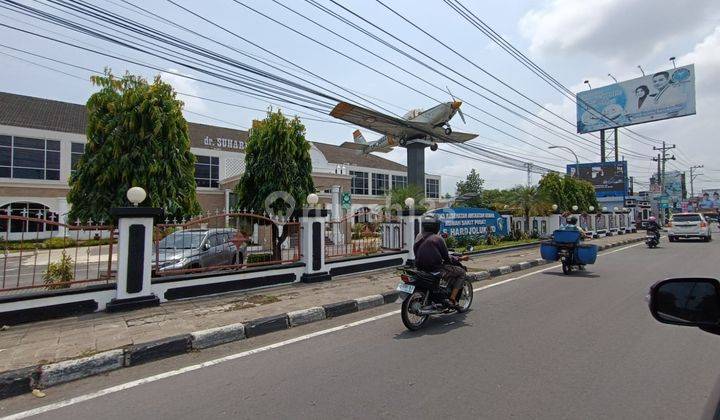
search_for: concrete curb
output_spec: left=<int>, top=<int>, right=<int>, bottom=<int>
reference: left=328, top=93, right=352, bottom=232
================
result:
left=0, top=236, right=644, bottom=400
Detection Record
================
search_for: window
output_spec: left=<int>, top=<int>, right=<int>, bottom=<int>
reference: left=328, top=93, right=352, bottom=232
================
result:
left=372, top=173, right=389, bottom=195
left=0, top=135, right=60, bottom=180
left=194, top=154, right=219, bottom=188
left=0, top=202, right=58, bottom=234
left=350, top=171, right=368, bottom=195
left=71, top=142, right=85, bottom=175
left=391, top=175, right=407, bottom=190
left=426, top=178, right=439, bottom=198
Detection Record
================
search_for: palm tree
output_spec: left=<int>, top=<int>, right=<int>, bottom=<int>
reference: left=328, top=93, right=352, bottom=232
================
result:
left=510, top=186, right=542, bottom=231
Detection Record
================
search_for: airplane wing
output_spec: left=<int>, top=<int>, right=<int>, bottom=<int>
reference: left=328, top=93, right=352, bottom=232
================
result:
left=330, top=102, right=477, bottom=143
left=340, top=141, right=393, bottom=153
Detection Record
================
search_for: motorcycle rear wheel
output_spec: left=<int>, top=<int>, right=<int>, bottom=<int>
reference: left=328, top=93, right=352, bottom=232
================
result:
left=401, top=291, right=429, bottom=331
left=456, top=280, right=473, bottom=313
left=562, top=261, right=571, bottom=275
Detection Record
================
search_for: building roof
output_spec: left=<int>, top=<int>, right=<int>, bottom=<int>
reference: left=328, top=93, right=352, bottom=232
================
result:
left=0, top=91, right=405, bottom=171
left=311, top=141, right=406, bottom=172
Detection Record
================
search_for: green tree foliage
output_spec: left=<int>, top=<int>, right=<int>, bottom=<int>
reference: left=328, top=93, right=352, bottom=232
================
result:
left=234, top=110, right=314, bottom=258
left=509, top=185, right=546, bottom=230
left=454, top=169, right=484, bottom=207
left=538, top=172, right=598, bottom=213
left=479, top=189, right=516, bottom=211
left=68, top=71, right=201, bottom=221
left=385, top=185, right=428, bottom=213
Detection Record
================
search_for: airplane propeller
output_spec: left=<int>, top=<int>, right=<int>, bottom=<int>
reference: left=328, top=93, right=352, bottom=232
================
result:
left=446, top=86, right=466, bottom=124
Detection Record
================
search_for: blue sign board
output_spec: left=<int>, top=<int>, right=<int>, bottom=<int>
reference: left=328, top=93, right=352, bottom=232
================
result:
left=429, top=207, right=508, bottom=237
left=567, top=161, right=628, bottom=198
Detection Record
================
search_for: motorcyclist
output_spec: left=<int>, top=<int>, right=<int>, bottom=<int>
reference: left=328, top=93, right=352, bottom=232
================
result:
left=413, top=214, right=465, bottom=310
left=561, top=216, right=586, bottom=239
left=646, top=216, right=661, bottom=241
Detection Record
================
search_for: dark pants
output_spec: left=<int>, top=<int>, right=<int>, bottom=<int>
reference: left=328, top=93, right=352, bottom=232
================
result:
left=440, top=264, right=465, bottom=290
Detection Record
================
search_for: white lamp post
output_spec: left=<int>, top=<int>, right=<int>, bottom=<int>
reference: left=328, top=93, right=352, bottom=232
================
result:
left=126, top=187, right=147, bottom=207
left=551, top=204, right=558, bottom=212
left=602, top=206, right=608, bottom=212
left=404, top=197, right=415, bottom=209
left=572, top=205, right=579, bottom=212
left=613, top=206, right=619, bottom=212
left=589, top=205, right=595, bottom=212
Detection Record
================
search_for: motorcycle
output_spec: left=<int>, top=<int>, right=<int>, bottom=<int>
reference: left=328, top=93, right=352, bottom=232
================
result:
left=396, top=254, right=474, bottom=331
left=645, top=231, right=659, bottom=248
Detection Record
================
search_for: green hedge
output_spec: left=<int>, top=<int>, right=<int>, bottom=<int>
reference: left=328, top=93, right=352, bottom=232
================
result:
left=3, top=237, right=115, bottom=251
left=246, top=253, right=274, bottom=264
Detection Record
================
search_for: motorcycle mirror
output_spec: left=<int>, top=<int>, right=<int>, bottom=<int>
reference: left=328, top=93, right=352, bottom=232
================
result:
left=648, top=277, right=720, bottom=332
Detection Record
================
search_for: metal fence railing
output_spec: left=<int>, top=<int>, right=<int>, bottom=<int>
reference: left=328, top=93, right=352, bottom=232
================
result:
left=0, top=214, right=116, bottom=296
left=153, top=212, right=301, bottom=277
left=325, top=210, right=402, bottom=260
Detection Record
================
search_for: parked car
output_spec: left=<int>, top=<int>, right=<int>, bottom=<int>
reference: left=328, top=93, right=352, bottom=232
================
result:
left=153, top=228, right=246, bottom=272
left=668, top=213, right=712, bottom=242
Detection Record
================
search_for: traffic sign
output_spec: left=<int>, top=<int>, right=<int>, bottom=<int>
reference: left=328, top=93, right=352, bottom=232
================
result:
left=341, top=192, right=352, bottom=209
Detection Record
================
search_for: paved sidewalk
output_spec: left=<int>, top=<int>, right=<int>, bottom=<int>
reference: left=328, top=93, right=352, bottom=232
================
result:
left=0, top=233, right=642, bottom=372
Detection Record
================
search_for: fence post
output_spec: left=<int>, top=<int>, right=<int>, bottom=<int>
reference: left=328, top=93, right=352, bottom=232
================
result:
left=107, top=206, right=163, bottom=312
left=401, top=209, right=424, bottom=266
left=299, top=208, right=331, bottom=283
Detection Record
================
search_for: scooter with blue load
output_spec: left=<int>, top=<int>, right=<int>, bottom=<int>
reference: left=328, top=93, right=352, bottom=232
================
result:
left=540, top=229, right=598, bottom=275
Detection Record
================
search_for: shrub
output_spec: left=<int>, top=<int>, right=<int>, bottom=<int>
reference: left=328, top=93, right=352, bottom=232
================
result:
left=43, top=237, right=77, bottom=249
left=246, top=253, right=274, bottom=264
left=43, top=251, right=74, bottom=289
left=485, top=232, right=500, bottom=246
left=444, top=235, right=457, bottom=250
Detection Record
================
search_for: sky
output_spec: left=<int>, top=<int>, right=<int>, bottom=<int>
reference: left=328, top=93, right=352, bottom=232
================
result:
left=1, top=0, right=719, bottom=195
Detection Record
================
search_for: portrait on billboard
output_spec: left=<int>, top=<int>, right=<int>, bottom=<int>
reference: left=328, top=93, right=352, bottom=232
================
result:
left=576, top=65, right=696, bottom=133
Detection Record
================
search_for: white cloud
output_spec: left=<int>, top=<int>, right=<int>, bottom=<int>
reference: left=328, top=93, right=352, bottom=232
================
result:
left=160, top=68, right=208, bottom=113
left=519, top=0, right=720, bottom=62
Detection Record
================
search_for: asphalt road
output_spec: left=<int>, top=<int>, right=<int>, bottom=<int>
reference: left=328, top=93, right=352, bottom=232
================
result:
left=3, top=235, right=720, bottom=419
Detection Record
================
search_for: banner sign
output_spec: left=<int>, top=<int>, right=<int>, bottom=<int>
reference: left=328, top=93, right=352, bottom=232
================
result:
left=567, top=161, right=627, bottom=198
left=429, top=207, right=508, bottom=237
left=576, top=64, right=696, bottom=134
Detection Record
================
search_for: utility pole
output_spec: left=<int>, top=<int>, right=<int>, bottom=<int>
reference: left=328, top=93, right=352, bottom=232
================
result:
left=525, top=163, right=532, bottom=188
left=614, top=128, right=619, bottom=162
left=600, top=130, right=606, bottom=162
left=652, top=141, right=676, bottom=222
left=689, top=165, right=704, bottom=197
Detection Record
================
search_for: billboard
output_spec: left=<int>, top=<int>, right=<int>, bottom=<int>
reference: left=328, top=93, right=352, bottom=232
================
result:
left=429, top=207, right=508, bottom=238
left=663, top=171, right=686, bottom=205
left=576, top=64, right=696, bottom=133
left=567, top=161, right=627, bottom=198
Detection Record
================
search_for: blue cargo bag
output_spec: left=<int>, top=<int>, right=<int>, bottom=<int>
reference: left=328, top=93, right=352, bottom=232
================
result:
left=540, top=241, right=558, bottom=261
left=552, top=229, right=582, bottom=245
left=574, top=244, right=598, bottom=265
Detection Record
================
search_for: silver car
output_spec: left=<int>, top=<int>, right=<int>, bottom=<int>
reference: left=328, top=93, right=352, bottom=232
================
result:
left=668, top=213, right=712, bottom=242
left=154, top=228, right=247, bottom=272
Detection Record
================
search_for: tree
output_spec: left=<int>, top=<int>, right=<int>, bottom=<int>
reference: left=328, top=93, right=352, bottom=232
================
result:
left=234, top=109, right=314, bottom=259
left=454, top=169, right=484, bottom=207
left=385, top=185, right=428, bottom=213
left=68, top=71, right=201, bottom=222
left=510, top=185, right=545, bottom=230
left=538, top=172, right=598, bottom=213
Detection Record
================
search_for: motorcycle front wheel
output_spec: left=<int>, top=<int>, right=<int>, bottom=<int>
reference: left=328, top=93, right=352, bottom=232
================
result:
left=401, top=291, right=429, bottom=331
left=562, top=260, right=571, bottom=275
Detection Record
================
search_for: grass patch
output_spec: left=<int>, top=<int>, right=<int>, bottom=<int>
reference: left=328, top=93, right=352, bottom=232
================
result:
left=454, top=238, right=539, bottom=253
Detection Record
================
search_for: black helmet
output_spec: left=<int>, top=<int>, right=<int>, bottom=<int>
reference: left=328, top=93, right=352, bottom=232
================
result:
left=421, top=213, right=441, bottom=234
left=566, top=216, right=578, bottom=225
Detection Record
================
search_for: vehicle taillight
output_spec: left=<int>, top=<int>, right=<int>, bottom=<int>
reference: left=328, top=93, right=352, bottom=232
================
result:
left=400, top=274, right=411, bottom=284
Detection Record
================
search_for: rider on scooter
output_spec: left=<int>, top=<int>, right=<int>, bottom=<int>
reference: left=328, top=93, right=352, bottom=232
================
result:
left=646, top=216, right=661, bottom=241
left=414, top=214, right=465, bottom=310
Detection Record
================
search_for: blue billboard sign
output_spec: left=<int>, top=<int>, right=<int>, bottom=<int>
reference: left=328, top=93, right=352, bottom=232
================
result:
left=567, top=161, right=628, bottom=198
left=429, top=207, right=508, bottom=237
left=576, top=64, right=696, bottom=134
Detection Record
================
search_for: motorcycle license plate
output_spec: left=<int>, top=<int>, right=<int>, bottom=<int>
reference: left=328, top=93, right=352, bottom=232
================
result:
left=396, top=283, right=415, bottom=294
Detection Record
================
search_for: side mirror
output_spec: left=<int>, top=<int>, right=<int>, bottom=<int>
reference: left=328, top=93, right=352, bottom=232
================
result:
left=649, top=278, right=720, bottom=331
left=202, top=243, right=211, bottom=251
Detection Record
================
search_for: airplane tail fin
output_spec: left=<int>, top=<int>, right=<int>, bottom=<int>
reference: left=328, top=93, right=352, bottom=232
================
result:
left=353, top=129, right=367, bottom=145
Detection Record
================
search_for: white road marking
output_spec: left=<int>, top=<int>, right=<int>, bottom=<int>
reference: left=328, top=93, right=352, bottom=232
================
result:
left=2, top=240, right=643, bottom=419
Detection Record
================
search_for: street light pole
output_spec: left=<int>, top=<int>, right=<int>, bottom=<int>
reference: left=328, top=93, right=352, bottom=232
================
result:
left=549, top=146, right=579, bottom=177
